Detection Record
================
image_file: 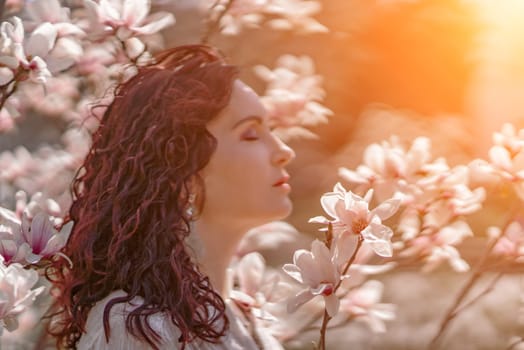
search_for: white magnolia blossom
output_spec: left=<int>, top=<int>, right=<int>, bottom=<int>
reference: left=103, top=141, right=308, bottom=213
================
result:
left=339, top=136, right=484, bottom=272
left=237, top=221, right=301, bottom=257
left=83, top=0, right=176, bottom=40
left=228, top=252, right=289, bottom=321
left=399, top=217, right=472, bottom=272
left=19, top=74, right=80, bottom=118
left=339, top=280, right=396, bottom=333
left=339, top=136, right=434, bottom=203
left=0, top=199, right=71, bottom=265
left=283, top=239, right=341, bottom=317
left=209, top=0, right=327, bottom=36
left=0, top=98, right=20, bottom=132
left=470, top=124, right=524, bottom=201
left=210, top=0, right=268, bottom=35
left=489, top=221, right=524, bottom=262
left=0, top=17, right=52, bottom=84
left=310, top=183, right=400, bottom=258
left=255, top=54, right=332, bottom=139
left=265, top=0, right=328, bottom=33
left=0, top=262, right=45, bottom=334
left=24, top=0, right=84, bottom=35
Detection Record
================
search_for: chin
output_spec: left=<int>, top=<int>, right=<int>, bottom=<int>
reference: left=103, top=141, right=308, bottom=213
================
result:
left=271, top=198, right=293, bottom=220
left=244, top=199, right=293, bottom=229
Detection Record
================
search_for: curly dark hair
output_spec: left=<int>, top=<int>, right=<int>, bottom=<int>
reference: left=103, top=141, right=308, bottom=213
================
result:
left=46, top=45, right=239, bottom=349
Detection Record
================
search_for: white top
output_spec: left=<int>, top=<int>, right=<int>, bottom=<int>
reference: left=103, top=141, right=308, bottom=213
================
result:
left=77, top=290, right=284, bottom=350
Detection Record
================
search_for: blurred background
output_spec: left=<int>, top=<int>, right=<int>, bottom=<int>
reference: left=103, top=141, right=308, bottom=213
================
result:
left=3, top=0, right=524, bottom=349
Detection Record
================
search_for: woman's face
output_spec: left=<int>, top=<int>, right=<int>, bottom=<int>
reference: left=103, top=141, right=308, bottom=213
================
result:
left=199, top=80, right=295, bottom=230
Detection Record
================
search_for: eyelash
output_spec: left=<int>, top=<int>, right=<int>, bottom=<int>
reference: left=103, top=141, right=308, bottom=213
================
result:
left=242, top=128, right=260, bottom=141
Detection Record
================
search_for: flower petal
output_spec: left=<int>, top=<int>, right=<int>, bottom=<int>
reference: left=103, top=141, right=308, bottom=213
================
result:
left=371, top=198, right=400, bottom=221
left=287, top=289, right=314, bottom=314
left=324, top=293, right=340, bottom=317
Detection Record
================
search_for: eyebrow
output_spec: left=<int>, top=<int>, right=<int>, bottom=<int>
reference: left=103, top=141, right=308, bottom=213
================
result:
left=231, top=115, right=264, bottom=129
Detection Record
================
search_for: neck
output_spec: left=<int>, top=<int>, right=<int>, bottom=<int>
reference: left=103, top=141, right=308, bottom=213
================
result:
left=191, top=218, right=248, bottom=297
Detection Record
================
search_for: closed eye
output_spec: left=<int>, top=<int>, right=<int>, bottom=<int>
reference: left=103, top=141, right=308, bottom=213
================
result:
left=241, top=127, right=260, bottom=141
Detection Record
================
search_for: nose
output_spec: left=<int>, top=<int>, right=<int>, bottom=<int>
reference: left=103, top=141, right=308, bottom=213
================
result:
left=272, top=135, right=296, bottom=166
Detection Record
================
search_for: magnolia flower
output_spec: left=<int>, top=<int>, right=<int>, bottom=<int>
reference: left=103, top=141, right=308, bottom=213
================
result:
left=0, top=204, right=70, bottom=265
left=0, top=262, right=45, bottom=334
left=0, top=208, right=31, bottom=265
left=283, top=240, right=341, bottom=316
left=84, top=0, right=176, bottom=40
left=0, top=95, right=20, bottom=130
left=265, top=0, right=328, bottom=33
left=310, top=183, right=400, bottom=257
left=210, top=0, right=268, bottom=35
left=399, top=219, right=472, bottom=272
left=493, top=123, right=524, bottom=155
left=237, top=221, right=300, bottom=257
left=489, top=221, right=524, bottom=261
left=228, top=252, right=290, bottom=322
left=339, top=280, right=396, bottom=333
left=208, top=0, right=327, bottom=35
left=19, top=74, right=80, bottom=117
left=24, top=0, right=85, bottom=36
left=254, top=54, right=332, bottom=137
left=469, top=124, right=524, bottom=200
left=339, top=136, right=433, bottom=203
left=0, top=17, right=53, bottom=84
left=0, top=147, right=34, bottom=182
left=20, top=213, right=71, bottom=263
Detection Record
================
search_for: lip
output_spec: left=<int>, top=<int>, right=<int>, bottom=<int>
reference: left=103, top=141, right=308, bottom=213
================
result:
left=273, top=174, right=290, bottom=187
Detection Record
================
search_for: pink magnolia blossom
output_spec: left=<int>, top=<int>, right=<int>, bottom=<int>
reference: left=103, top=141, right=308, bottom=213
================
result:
left=0, top=146, right=34, bottom=182
left=236, top=221, right=300, bottom=257
left=0, top=208, right=31, bottom=265
left=469, top=124, right=524, bottom=200
left=83, top=0, right=176, bottom=40
left=24, top=0, right=85, bottom=36
left=20, top=212, right=72, bottom=263
left=399, top=218, right=472, bottom=272
left=0, top=262, right=44, bottom=334
left=414, top=165, right=485, bottom=217
left=208, top=0, right=327, bottom=35
left=0, top=99, right=19, bottom=132
left=339, top=280, right=396, bottom=333
left=0, top=17, right=53, bottom=84
left=23, top=0, right=85, bottom=73
left=283, top=239, right=341, bottom=316
left=209, top=0, right=268, bottom=35
left=0, top=201, right=70, bottom=265
left=19, top=74, right=80, bottom=117
left=310, top=182, right=400, bottom=257
left=75, top=43, right=117, bottom=76
left=14, top=191, right=62, bottom=222
left=265, top=0, right=328, bottom=33
left=228, top=252, right=289, bottom=322
left=489, top=221, right=524, bottom=261
left=254, top=54, right=332, bottom=139
left=493, top=123, right=524, bottom=155
left=339, top=136, right=433, bottom=203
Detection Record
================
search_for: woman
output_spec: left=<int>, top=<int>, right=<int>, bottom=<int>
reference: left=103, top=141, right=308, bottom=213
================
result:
left=47, top=45, right=295, bottom=349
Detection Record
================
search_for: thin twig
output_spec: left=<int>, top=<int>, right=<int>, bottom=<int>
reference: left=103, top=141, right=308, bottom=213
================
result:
left=316, top=234, right=364, bottom=350
left=451, top=272, right=504, bottom=318
left=427, top=236, right=500, bottom=350
left=201, top=0, right=236, bottom=44
left=427, top=208, right=520, bottom=349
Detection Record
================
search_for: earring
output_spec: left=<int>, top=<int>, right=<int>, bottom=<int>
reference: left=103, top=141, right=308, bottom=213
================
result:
left=184, top=193, right=204, bottom=258
left=187, top=193, right=196, bottom=219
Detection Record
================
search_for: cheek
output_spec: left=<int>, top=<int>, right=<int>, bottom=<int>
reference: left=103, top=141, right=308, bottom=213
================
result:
left=203, top=149, right=269, bottom=204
